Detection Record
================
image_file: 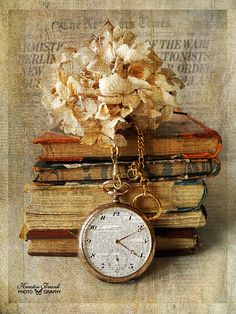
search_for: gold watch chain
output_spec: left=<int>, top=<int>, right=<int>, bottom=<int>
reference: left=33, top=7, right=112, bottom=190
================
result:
left=111, top=145, right=122, bottom=190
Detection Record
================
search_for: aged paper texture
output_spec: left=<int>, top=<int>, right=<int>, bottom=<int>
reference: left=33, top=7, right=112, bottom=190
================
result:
left=1, top=2, right=236, bottom=313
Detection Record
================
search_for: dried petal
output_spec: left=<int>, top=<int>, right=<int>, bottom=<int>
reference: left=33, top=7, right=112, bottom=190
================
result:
left=122, top=93, right=141, bottom=109
left=98, top=95, right=122, bottom=104
left=134, top=42, right=150, bottom=55
left=128, top=61, right=153, bottom=80
left=155, top=73, right=176, bottom=92
left=87, top=57, right=112, bottom=76
left=81, top=98, right=98, bottom=121
left=60, top=47, right=76, bottom=63
left=67, top=76, right=99, bottom=96
left=58, top=69, right=68, bottom=85
left=162, top=91, right=178, bottom=107
left=95, top=103, right=110, bottom=120
left=112, top=57, right=127, bottom=78
left=158, top=105, right=173, bottom=122
left=99, top=73, right=135, bottom=96
left=120, top=105, right=133, bottom=118
left=84, top=98, right=98, bottom=115
left=147, top=50, right=163, bottom=69
left=100, top=42, right=116, bottom=64
left=128, top=76, right=151, bottom=90
left=113, top=25, right=123, bottom=42
left=55, top=81, right=70, bottom=100
left=52, top=97, right=66, bottom=110
left=100, top=121, right=115, bottom=139
left=108, top=117, right=126, bottom=128
left=54, top=107, right=84, bottom=136
left=116, top=44, right=150, bottom=64
left=122, top=30, right=136, bottom=45
left=98, top=134, right=114, bottom=148
left=100, top=20, right=114, bottom=39
left=114, top=134, right=127, bottom=146
left=81, top=132, right=99, bottom=145
left=73, top=47, right=95, bottom=67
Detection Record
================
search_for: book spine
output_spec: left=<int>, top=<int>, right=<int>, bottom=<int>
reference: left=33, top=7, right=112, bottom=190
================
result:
left=24, top=179, right=206, bottom=215
left=28, top=248, right=200, bottom=257
left=166, top=179, right=207, bottom=213
left=33, top=158, right=221, bottom=182
left=27, top=235, right=201, bottom=258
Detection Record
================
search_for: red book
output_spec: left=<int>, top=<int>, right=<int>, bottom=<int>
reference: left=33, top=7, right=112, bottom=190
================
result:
left=33, top=112, right=222, bottom=162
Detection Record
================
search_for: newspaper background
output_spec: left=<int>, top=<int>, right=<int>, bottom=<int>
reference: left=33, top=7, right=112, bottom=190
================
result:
left=0, top=1, right=235, bottom=313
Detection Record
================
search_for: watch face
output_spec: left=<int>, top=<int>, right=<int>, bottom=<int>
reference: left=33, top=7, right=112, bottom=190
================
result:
left=78, top=203, right=155, bottom=282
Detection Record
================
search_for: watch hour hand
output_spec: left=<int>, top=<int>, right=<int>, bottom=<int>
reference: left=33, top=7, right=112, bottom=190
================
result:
left=116, top=240, right=139, bottom=257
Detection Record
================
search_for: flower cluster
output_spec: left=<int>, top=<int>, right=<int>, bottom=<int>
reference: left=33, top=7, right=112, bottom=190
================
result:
left=41, top=21, right=184, bottom=147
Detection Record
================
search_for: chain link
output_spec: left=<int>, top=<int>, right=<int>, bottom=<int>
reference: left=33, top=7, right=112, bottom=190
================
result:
left=111, top=145, right=122, bottom=190
left=127, top=124, right=149, bottom=195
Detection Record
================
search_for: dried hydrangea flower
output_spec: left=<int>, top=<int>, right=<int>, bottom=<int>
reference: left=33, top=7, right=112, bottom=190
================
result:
left=40, top=20, right=184, bottom=147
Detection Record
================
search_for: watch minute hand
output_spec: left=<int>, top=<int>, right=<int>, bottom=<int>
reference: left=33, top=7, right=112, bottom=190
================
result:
left=117, top=227, right=145, bottom=242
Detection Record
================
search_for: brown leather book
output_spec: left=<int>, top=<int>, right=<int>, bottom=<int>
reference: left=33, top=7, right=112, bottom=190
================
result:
left=33, top=112, right=222, bottom=162
left=27, top=228, right=201, bottom=257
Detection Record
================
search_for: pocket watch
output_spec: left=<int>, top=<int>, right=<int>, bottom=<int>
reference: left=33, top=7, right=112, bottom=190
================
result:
left=78, top=138, right=161, bottom=283
left=78, top=182, right=156, bottom=283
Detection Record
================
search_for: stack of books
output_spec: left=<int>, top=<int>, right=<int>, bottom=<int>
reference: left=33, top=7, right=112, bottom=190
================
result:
left=20, top=111, right=222, bottom=257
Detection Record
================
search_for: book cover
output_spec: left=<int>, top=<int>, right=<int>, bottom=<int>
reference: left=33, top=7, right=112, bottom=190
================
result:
left=33, top=112, right=222, bottom=161
left=33, top=158, right=221, bottom=183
